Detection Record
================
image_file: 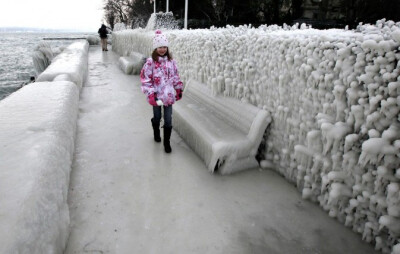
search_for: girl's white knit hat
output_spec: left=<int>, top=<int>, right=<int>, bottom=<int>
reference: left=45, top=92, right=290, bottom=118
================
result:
left=153, top=30, right=169, bottom=49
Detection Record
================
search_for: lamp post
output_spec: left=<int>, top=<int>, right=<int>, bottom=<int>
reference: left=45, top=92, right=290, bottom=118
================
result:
left=184, top=0, right=188, bottom=29
left=153, top=0, right=156, bottom=14
left=166, top=0, right=169, bottom=12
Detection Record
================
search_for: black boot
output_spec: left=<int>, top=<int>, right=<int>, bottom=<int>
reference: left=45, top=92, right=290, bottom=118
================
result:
left=151, top=118, right=161, bottom=142
left=163, top=126, right=172, bottom=153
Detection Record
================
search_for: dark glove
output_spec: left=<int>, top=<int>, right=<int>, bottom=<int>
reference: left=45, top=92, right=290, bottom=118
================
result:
left=175, top=89, right=182, bottom=101
left=148, top=94, right=158, bottom=106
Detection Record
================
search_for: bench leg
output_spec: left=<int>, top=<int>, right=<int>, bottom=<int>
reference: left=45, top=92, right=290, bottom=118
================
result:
left=151, top=118, right=161, bottom=142
left=164, top=126, right=172, bottom=153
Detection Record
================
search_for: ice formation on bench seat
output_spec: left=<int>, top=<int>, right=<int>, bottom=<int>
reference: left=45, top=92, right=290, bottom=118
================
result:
left=173, top=80, right=271, bottom=174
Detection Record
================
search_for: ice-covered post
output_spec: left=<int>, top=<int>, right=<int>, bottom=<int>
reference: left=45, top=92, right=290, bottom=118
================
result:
left=184, top=0, right=188, bottom=29
left=152, top=0, right=156, bottom=14
left=166, top=0, right=169, bottom=12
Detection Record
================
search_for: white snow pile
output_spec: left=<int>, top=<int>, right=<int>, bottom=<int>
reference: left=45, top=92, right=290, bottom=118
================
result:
left=112, top=19, right=400, bottom=253
left=36, top=41, right=89, bottom=90
left=0, top=81, right=80, bottom=254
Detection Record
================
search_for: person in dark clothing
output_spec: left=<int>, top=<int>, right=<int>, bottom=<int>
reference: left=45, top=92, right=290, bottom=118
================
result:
left=98, top=24, right=109, bottom=51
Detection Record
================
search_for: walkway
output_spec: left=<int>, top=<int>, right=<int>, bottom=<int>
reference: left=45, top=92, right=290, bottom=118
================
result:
left=65, top=46, right=378, bottom=254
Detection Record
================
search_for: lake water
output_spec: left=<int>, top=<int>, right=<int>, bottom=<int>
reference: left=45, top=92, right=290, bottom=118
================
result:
left=0, top=32, right=93, bottom=100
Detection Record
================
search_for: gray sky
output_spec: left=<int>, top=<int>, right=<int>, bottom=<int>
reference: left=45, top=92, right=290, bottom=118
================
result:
left=0, top=0, right=104, bottom=32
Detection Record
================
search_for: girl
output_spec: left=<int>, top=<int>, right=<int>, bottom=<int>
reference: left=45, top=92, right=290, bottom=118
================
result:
left=140, top=30, right=184, bottom=153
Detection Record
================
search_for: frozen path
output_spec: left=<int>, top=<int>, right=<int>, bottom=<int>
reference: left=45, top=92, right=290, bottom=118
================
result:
left=65, top=46, right=378, bottom=254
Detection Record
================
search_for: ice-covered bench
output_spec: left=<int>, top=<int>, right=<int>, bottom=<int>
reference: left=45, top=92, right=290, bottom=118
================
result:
left=0, top=81, right=79, bottom=253
left=36, top=41, right=89, bottom=90
left=118, top=51, right=146, bottom=75
left=173, top=80, right=271, bottom=174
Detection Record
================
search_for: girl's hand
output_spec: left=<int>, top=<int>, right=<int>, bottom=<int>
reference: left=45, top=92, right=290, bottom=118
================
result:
left=148, top=94, right=158, bottom=106
left=175, top=89, right=182, bottom=101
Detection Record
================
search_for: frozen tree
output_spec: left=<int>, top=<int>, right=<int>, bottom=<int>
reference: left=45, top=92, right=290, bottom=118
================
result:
left=104, top=0, right=129, bottom=29
left=125, top=0, right=153, bottom=28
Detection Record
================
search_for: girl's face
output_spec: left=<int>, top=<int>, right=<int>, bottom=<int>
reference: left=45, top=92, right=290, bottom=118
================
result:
left=156, top=46, right=168, bottom=56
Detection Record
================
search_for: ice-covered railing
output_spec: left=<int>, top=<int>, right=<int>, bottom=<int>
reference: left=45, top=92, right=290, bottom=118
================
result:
left=112, top=19, right=400, bottom=253
left=33, top=38, right=97, bottom=77
left=36, top=41, right=89, bottom=90
left=1, top=40, right=89, bottom=253
left=0, top=81, right=79, bottom=253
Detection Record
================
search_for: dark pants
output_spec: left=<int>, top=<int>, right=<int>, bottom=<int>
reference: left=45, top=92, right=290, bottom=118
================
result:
left=153, top=105, right=172, bottom=128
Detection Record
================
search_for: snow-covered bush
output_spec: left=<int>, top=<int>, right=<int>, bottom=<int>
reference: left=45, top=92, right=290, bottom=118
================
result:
left=112, top=19, right=400, bottom=253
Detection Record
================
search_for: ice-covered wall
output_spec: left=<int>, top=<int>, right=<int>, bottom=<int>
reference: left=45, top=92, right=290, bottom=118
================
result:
left=37, top=41, right=89, bottom=90
left=0, top=81, right=79, bottom=254
left=112, top=20, right=400, bottom=253
left=0, top=41, right=88, bottom=253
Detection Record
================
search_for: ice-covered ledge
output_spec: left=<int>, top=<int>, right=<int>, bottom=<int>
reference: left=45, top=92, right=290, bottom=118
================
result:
left=0, top=40, right=89, bottom=253
left=0, top=81, right=79, bottom=253
left=36, top=41, right=89, bottom=90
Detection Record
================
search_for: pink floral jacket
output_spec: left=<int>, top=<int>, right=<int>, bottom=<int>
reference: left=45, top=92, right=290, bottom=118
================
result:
left=140, top=56, right=184, bottom=106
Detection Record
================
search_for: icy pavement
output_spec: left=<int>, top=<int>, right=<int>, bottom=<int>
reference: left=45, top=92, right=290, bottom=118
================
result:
left=65, top=46, right=378, bottom=254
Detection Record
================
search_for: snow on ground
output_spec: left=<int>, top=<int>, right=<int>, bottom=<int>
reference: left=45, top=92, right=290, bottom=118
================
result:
left=0, top=81, right=79, bottom=254
left=112, top=19, right=400, bottom=252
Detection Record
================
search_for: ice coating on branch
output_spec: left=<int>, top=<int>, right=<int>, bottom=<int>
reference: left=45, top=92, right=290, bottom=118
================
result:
left=359, top=138, right=399, bottom=166
left=321, top=122, right=351, bottom=154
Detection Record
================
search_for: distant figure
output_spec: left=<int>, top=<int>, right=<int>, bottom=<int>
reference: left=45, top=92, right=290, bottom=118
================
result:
left=140, top=30, right=184, bottom=153
left=98, top=24, right=109, bottom=51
